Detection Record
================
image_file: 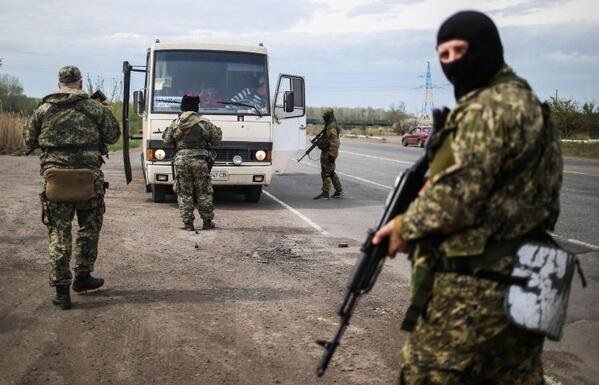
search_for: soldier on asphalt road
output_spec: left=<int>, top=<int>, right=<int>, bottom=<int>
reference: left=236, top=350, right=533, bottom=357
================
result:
left=314, top=108, right=344, bottom=200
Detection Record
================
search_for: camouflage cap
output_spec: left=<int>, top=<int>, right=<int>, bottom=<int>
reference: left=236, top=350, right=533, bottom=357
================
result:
left=58, top=65, right=82, bottom=83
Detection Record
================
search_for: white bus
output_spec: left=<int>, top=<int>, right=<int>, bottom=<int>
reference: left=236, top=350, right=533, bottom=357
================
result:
left=122, top=41, right=306, bottom=203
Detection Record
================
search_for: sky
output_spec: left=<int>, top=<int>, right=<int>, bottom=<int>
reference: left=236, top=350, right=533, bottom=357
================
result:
left=1, top=0, right=598, bottom=113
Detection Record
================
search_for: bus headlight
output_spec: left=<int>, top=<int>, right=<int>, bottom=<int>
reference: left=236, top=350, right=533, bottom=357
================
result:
left=232, top=155, right=243, bottom=166
left=154, top=149, right=166, bottom=160
left=255, top=150, right=266, bottom=161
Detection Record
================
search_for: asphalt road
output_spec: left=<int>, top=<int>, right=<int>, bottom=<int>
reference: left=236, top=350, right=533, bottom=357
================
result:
left=264, top=137, right=599, bottom=384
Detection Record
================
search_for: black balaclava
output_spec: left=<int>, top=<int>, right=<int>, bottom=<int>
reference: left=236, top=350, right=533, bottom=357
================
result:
left=181, top=94, right=200, bottom=112
left=437, top=10, right=504, bottom=100
left=322, top=108, right=335, bottom=124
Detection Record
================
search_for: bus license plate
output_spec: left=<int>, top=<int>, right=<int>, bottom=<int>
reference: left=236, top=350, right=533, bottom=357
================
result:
left=211, top=171, right=228, bottom=181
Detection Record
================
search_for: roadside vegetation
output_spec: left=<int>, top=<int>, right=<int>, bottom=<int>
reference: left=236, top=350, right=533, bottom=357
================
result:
left=0, top=65, right=141, bottom=155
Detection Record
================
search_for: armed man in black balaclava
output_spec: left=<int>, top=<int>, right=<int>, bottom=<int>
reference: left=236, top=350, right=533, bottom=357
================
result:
left=313, top=108, right=343, bottom=200
left=373, top=10, right=563, bottom=384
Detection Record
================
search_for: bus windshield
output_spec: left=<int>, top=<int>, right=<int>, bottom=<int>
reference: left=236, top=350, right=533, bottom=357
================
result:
left=152, top=50, right=269, bottom=115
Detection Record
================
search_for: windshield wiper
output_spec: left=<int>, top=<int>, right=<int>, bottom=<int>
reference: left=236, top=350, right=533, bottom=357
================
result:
left=217, top=101, right=263, bottom=117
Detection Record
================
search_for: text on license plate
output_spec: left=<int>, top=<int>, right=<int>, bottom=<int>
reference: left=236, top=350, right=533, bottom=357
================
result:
left=211, top=171, right=228, bottom=181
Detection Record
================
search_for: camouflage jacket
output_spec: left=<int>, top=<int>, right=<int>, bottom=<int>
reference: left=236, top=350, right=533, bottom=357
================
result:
left=317, top=120, right=340, bottom=156
left=24, top=88, right=121, bottom=172
left=162, top=111, right=223, bottom=159
left=401, top=66, right=563, bottom=257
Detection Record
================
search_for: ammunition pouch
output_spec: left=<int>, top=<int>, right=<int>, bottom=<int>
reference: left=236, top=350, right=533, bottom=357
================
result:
left=45, top=168, right=96, bottom=203
left=401, top=235, right=586, bottom=339
left=206, top=156, right=215, bottom=172
left=316, top=138, right=329, bottom=151
left=504, top=236, right=585, bottom=341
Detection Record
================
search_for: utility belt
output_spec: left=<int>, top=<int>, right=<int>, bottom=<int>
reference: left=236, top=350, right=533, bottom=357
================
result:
left=401, top=235, right=585, bottom=341
left=173, top=151, right=215, bottom=171
left=41, top=144, right=109, bottom=163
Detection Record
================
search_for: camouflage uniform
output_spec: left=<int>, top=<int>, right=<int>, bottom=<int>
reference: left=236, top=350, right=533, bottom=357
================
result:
left=162, top=111, right=222, bottom=226
left=317, top=109, right=343, bottom=194
left=396, top=66, right=562, bottom=384
left=24, top=66, right=121, bottom=287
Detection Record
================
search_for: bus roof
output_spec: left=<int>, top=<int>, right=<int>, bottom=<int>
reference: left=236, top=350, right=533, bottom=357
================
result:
left=151, top=42, right=267, bottom=55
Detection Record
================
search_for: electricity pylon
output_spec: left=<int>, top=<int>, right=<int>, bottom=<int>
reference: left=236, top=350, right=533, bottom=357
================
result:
left=419, top=61, right=434, bottom=123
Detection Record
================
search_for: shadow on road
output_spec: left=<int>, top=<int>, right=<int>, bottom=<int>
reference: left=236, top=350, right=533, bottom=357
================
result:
left=73, top=286, right=305, bottom=310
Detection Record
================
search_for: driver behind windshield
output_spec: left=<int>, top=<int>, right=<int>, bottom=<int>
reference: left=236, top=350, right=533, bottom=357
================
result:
left=230, top=76, right=267, bottom=112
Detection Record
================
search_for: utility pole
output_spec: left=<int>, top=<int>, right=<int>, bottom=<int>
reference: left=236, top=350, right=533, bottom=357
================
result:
left=555, top=89, right=558, bottom=100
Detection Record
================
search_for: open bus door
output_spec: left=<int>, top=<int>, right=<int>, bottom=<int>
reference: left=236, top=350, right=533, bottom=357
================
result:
left=122, top=61, right=146, bottom=184
left=272, top=74, right=306, bottom=172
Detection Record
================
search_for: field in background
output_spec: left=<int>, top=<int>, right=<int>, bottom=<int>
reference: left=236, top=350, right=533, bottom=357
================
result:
left=0, top=112, right=25, bottom=154
left=561, top=142, right=599, bottom=159
left=0, top=102, right=140, bottom=155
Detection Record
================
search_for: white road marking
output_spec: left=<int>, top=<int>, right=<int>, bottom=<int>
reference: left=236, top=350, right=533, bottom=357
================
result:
left=342, top=150, right=596, bottom=178
left=299, top=160, right=393, bottom=190
left=551, top=233, right=599, bottom=251
left=263, top=190, right=328, bottom=235
left=566, top=238, right=599, bottom=250
left=563, top=170, right=596, bottom=177
left=340, top=150, right=414, bottom=165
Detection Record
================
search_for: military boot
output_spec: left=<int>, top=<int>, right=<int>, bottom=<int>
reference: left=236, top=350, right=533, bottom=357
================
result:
left=313, top=191, right=330, bottom=200
left=72, top=272, right=104, bottom=293
left=181, top=222, right=195, bottom=231
left=52, top=285, right=71, bottom=310
left=202, top=219, right=216, bottom=230
left=332, top=191, right=344, bottom=199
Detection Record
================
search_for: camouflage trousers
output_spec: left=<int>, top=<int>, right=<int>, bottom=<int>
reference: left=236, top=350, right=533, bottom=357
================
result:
left=40, top=190, right=105, bottom=287
left=320, top=151, right=342, bottom=193
left=398, top=273, right=545, bottom=385
left=174, top=156, right=214, bottom=225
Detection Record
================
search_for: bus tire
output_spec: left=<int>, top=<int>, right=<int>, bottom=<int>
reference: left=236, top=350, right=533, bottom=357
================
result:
left=152, top=184, right=167, bottom=203
left=244, top=186, right=262, bottom=203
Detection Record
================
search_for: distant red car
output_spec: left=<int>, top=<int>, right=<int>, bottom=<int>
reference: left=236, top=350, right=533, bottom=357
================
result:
left=401, top=126, right=431, bottom=147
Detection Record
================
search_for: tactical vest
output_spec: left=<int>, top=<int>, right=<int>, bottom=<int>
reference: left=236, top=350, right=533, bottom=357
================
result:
left=176, top=122, right=212, bottom=151
left=38, top=99, right=106, bottom=155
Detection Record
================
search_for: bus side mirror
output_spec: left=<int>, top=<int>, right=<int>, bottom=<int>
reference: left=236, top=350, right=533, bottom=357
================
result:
left=133, top=90, right=145, bottom=115
left=284, top=91, right=294, bottom=113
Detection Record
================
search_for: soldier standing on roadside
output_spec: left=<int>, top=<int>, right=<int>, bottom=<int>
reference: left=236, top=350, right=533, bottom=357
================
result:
left=163, top=94, right=223, bottom=231
left=24, top=65, right=121, bottom=310
left=314, top=108, right=343, bottom=200
left=373, top=11, right=563, bottom=384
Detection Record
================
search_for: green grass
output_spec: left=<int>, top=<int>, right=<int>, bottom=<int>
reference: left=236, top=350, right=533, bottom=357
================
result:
left=561, top=142, right=599, bottom=159
left=107, top=138, right=141, bottom=152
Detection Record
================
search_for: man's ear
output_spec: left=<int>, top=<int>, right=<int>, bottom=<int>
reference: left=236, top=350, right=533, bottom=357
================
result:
left=77, top=79, right=83, bottom=90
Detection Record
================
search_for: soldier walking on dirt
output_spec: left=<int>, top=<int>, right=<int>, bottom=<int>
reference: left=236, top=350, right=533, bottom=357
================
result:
left=162, top=94, right=223, bottom=231
left=313, top=108, right=343, bottom=200
left=24, top=65, right=121, bottom=310
left=373, top=10, right=563, bottom=384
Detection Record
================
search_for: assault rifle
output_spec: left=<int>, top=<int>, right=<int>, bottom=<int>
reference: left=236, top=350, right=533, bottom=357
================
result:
left=297, top=127, right=326, bottom=162
left=315, top=108, right=449, bottom=377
